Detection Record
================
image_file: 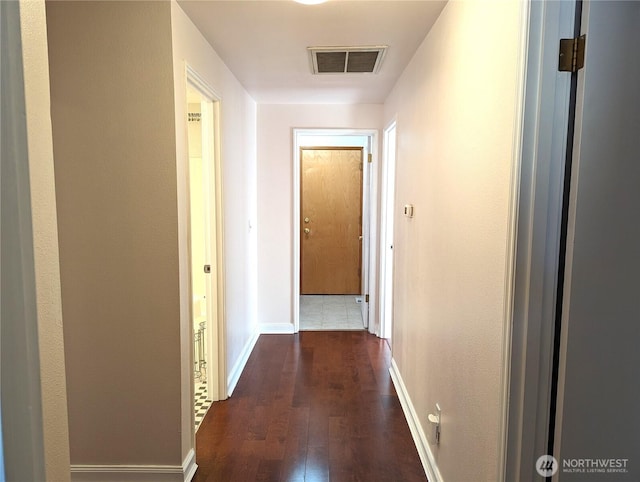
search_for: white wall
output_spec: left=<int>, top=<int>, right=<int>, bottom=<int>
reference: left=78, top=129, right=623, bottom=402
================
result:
left=256, top=104, right=382, bottom=332
left=383, top=1, right=525, bottom=480
left=170, top=0, right=258, bottom=457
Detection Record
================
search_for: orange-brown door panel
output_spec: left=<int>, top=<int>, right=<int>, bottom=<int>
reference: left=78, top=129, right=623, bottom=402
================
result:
left=301, top=148, right=363, bottom=294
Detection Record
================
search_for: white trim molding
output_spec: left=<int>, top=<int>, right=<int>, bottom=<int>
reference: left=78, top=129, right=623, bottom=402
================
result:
left=389, top=359, right=443, bottom=482
left=182, top=449, right=197, bottom=482
left=497, top=1, right=532, bottom=480
left=71, top=449, right=197, bottom=482
left=504, top=1, right=576, bottom=481
left=185, top=64, right=222, bottom=102
left=227, top=330, right=260, bottom=396
left=260, top=323, right=295, bottom=335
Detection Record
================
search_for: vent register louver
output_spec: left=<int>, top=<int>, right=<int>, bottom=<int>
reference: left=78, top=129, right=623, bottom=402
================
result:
left=309, top=46, right=388, bottom=74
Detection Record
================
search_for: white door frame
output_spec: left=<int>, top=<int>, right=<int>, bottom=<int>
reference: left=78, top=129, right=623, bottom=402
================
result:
left=293, top=129, right=379, bottom=334
left=379, top=120, right=397, bottom=341
left=184, top=65, right=227, bottom=401
left=504, top=1, right=577, bottom=481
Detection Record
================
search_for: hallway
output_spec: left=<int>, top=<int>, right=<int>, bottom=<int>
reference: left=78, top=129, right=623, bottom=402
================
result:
left=192, top=332, right=426, bottom=481
left=6, top=1, right=537, bottom=480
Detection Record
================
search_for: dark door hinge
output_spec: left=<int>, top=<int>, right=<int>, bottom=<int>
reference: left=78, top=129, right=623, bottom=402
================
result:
left=365, top=294, right=369, bottom=303
left=559, top=35, right=586, bottom=72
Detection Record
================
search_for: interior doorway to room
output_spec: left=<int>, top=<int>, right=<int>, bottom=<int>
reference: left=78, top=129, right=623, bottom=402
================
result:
left=294, top=131, right=377, bottom=333
left=186, top=75, right=224, bottom=431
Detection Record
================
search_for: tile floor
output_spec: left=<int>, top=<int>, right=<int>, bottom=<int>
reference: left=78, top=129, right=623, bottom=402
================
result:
left=299, top=295, right=365, bottom=330
left=194, top=383, right=212, bottom=430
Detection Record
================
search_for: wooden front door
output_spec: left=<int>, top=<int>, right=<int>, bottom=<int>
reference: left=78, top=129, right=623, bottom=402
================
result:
left=301, top=147, right=363, bottom=294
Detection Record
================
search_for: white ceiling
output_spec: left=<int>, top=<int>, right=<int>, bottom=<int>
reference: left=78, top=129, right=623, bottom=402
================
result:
left=177, top=0, right=447, bottom=104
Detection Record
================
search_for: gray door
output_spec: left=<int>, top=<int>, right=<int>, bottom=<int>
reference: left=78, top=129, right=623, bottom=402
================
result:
left=555, top=2, right=640, bottom=480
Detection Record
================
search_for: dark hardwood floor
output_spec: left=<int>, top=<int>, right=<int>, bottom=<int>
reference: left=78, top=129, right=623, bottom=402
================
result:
left=193, top=331, right=427, bottom=482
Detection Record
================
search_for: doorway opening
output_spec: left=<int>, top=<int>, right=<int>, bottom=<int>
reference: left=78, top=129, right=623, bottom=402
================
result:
left=293, top=130, right=379, bottom=334
left=379, top=121, right=397, bottom=341
left=185, top=68, right=226, bottom=432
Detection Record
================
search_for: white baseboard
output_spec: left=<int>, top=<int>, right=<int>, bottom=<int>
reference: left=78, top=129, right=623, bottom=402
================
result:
left=227, top=330, right=260, bottom=396
left=389, top=358, right=444, bottom=482
left=260, top=322, right=295, bottom=334
left=71, top=449, right=197, bottom=482
left=182, top=449, right=197, bottom=482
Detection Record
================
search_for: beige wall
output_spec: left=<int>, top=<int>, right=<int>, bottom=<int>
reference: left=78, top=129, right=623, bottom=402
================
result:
left=47, top=0, right=182, bottom=466
left=384, top=1, right=525, bottom=480
left=256, top=104, right=382, bottom=331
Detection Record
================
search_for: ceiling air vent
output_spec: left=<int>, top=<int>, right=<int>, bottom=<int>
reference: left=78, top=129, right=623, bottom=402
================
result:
left=309, top=46, right=388, bottom=74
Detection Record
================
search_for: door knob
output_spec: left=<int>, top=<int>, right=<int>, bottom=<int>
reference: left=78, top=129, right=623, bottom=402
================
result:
left=304, top=217, right=310, bottom=223
left=304, top=228, right=310, bottom=234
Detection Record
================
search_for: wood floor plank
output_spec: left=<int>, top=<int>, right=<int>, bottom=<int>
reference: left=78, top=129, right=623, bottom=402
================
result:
left=192, top=332, right=427, bottom=482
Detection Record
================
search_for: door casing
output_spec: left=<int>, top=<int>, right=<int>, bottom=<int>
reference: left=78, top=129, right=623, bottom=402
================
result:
left=504, top=2, right=577, bottom=481
left=379, top=121, right=397, bottom=341
left=293, top=129, right=379, bottom=334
